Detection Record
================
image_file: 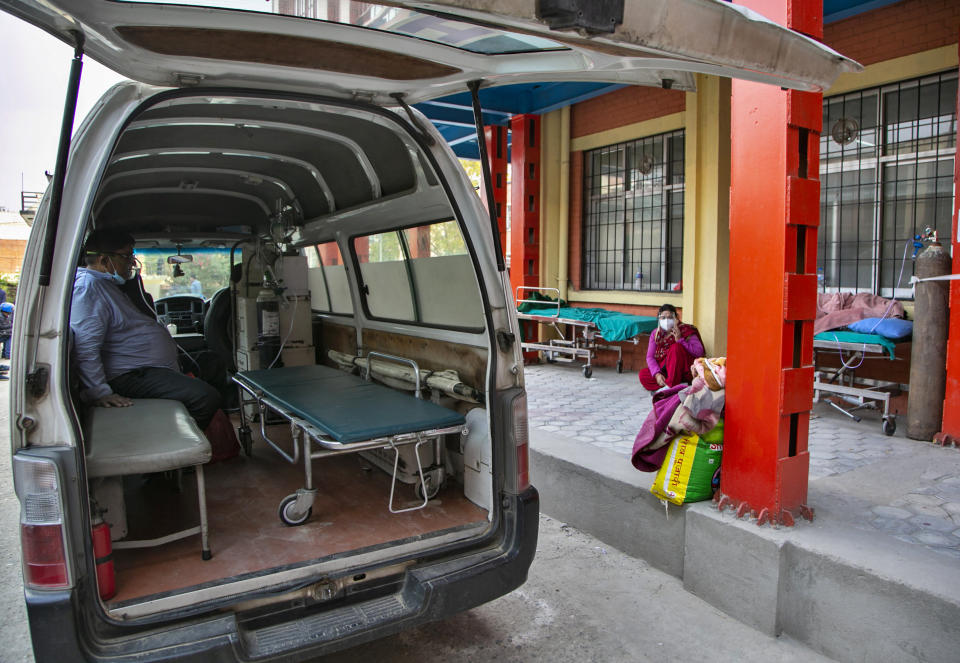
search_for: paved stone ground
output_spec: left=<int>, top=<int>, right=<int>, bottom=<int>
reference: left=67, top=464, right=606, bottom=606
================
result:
left=524, top=362, right=960, bottom=560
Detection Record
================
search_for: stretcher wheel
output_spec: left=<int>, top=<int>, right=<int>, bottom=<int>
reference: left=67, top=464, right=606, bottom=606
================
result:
left=582, top=365, right=592, bottom=379
left=415, top=473, right=441, bottom=501
left=545, top=351, right=557, bottom=364
left=278, top=494, right=312, bottom=526
left=238, top=427, right=253, bottom=457
left=882, top=418, right=896, bottom=436
left=616, top=360, right=623, bottom=374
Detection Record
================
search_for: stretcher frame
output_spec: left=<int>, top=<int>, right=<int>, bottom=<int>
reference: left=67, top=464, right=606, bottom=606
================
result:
left=812, top=337, right=897, bottom=436
left=234, top=353, right=465, bottom=525
left=515, top=287, right=634, bottom=378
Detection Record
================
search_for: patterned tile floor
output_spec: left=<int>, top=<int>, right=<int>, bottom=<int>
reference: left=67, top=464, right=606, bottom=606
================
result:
left=525, top=362, right=960, bottom=560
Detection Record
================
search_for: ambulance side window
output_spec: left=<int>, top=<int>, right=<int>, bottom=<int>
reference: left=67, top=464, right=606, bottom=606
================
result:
left=307, top=242, right=353, bottom=315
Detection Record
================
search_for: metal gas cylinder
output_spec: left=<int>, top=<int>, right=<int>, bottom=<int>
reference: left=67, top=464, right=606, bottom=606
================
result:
left=256, top=285, right=282, bottom=368
left=907, top=240, right=952, bottom=440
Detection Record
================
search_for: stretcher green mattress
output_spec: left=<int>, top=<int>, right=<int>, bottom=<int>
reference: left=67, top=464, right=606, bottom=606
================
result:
left=519, top=304, right=657, bottom=341
left=236, top=365, right=465, bottom=443
left=813, top=331, right=897, bottom=359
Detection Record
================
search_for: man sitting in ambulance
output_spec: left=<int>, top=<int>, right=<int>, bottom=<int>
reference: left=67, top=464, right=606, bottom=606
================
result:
left=70, top=229, right=220, bottom=428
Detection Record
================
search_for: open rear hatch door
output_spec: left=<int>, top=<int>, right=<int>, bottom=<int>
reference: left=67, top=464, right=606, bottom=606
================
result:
left=1, top=0, right=860, bottom=103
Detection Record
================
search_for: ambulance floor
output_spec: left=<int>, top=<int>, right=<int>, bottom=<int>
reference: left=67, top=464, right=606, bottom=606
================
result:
left=108, top=426, right=487, bottom=604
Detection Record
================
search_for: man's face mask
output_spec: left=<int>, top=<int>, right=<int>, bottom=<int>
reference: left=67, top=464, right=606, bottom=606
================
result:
left=106, top=253, right=137, bottom=284
left=659, top=317, right=676, bottom=332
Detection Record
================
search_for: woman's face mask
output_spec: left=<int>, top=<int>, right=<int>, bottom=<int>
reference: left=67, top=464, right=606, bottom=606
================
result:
left=659, top=317, right=676, bottom=332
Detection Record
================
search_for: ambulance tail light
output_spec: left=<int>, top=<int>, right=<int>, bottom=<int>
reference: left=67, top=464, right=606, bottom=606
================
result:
left=14, top=455, right=71, bottom=589
left=512, top=393, right=530, bottom=492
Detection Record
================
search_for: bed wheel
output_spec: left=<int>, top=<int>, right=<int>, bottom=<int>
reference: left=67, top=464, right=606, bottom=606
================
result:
left=545, top=351, right=557, bottom=364
left=278, top=494, right=312, bottom=526
left=582, top=365, right=593, bottom=379
left=616, top=360, right=623, bottom=374
left=882, top=418, right=896, bottom=436
left=238, top=426, right=253, bottom=457
left=415, top=473, right=441, bottom=501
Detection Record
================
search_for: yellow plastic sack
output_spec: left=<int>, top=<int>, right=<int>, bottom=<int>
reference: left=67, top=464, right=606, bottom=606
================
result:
left=650, top=429, right=723, bottom=506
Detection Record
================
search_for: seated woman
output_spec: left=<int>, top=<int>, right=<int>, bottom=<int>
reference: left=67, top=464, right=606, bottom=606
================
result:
left=638, top=304, right=705, bottom=391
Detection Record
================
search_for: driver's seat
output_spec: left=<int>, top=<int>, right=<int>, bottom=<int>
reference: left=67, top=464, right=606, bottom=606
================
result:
left=203, top=286, right=235, bottom=373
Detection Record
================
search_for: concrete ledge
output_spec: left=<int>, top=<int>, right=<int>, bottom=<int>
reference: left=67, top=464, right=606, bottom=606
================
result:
left=530, top=431, right=960, bottom=663
left=529, top=429, right=686, bottom=577
left=781, top=541, right=960, bottom=662
left=683, top=508, right=785, bottom=635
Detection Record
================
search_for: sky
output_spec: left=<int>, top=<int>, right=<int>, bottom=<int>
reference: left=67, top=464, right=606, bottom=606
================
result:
left=0, top=12, right=125, bottom=213
left=0, top=2, right=487, bottom=218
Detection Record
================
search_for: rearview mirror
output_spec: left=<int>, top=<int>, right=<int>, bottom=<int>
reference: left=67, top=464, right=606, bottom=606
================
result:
left=167, top=255, right=193, bottom=264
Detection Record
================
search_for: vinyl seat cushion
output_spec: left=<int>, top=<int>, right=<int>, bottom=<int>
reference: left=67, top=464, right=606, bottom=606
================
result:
left=84, top=398, right=212, bottom=477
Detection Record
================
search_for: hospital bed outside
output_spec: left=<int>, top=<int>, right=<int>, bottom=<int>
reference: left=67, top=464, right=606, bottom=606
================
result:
left=515, top=287, right=647, bottom=378
left=813, top=333, right=898, bottom=435
left=234, top=356, right=466, bottom=525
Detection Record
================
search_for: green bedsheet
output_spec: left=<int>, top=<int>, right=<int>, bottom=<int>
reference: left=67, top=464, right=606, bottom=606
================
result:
left=813, top=331, right=897, bottom=359
left=518, top=294, right=657, bottom=342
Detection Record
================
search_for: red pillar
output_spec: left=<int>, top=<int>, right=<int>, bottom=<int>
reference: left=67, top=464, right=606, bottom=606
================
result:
left=319, top=243, right=341, bottom=265
left=510, top=114, right=542, bottom=362
left=482, top=125, right=508, bottom=261
left=354, top=236, right=369, bottom=264
left=509, top=114, right=541, bottom=300
left=720, top=0, right=822, bottom=526
left=409, top=226, right=431, bottom=259
left=939, top=34, right=960, bottom=445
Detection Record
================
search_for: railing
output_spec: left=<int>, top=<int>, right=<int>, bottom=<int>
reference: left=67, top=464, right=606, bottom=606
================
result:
left=20, top=191, right=42, bottom=214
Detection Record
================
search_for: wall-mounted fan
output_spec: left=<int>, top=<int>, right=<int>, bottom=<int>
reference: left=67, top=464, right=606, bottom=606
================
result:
left=637, top=154, right=655, bottom=175
left=831, top=117, right=860, bottom=146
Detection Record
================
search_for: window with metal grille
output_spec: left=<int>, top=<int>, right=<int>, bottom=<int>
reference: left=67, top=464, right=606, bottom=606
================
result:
left=581, top=130, right=685, bottom=291
left=819, top=71, right=957, bottom=297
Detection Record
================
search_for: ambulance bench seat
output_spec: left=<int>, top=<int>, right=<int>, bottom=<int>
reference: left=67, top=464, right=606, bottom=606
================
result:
left=84, top=398, right=212, bottom=560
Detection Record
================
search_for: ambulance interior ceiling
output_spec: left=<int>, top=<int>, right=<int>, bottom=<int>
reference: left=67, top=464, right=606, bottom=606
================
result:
left=92, top=97, right=448, bottom=241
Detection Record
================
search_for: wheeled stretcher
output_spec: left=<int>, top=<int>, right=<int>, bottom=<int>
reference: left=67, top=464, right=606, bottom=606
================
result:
left=515, top=287, right=657, bottom=378
left=813, top=331, right=899, bottom=436
left=234, top=356, right=466, bottom=525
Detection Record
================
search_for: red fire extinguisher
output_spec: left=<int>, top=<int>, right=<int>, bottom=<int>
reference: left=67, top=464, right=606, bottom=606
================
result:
left=91, top=512, right=116, bottom=600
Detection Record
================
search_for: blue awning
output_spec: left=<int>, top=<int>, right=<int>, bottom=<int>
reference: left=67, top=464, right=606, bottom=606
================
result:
left=419, top=0, right=881, bottom=160
left=415, top=82, right=624, bottom=159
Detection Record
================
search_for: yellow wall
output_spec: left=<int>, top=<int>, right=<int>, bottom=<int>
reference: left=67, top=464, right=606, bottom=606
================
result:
left=542, top=78, right=732, bottom=355
left=540, top=109, right=564, bottom=300
left=827, top=46, right=958, bottom=96
left=564, top=111, right=686, bottom=310
left=683, top=75, right=731, bottom=356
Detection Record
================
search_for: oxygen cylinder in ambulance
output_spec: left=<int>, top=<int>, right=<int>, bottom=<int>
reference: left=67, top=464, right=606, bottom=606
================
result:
left=256, top=285, right=282, bottom=368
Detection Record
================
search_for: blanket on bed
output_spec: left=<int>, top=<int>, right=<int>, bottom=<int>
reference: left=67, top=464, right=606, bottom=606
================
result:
left=815, top=292, right=905, bottom=335
left=518, top=294, right=657, bottom=342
